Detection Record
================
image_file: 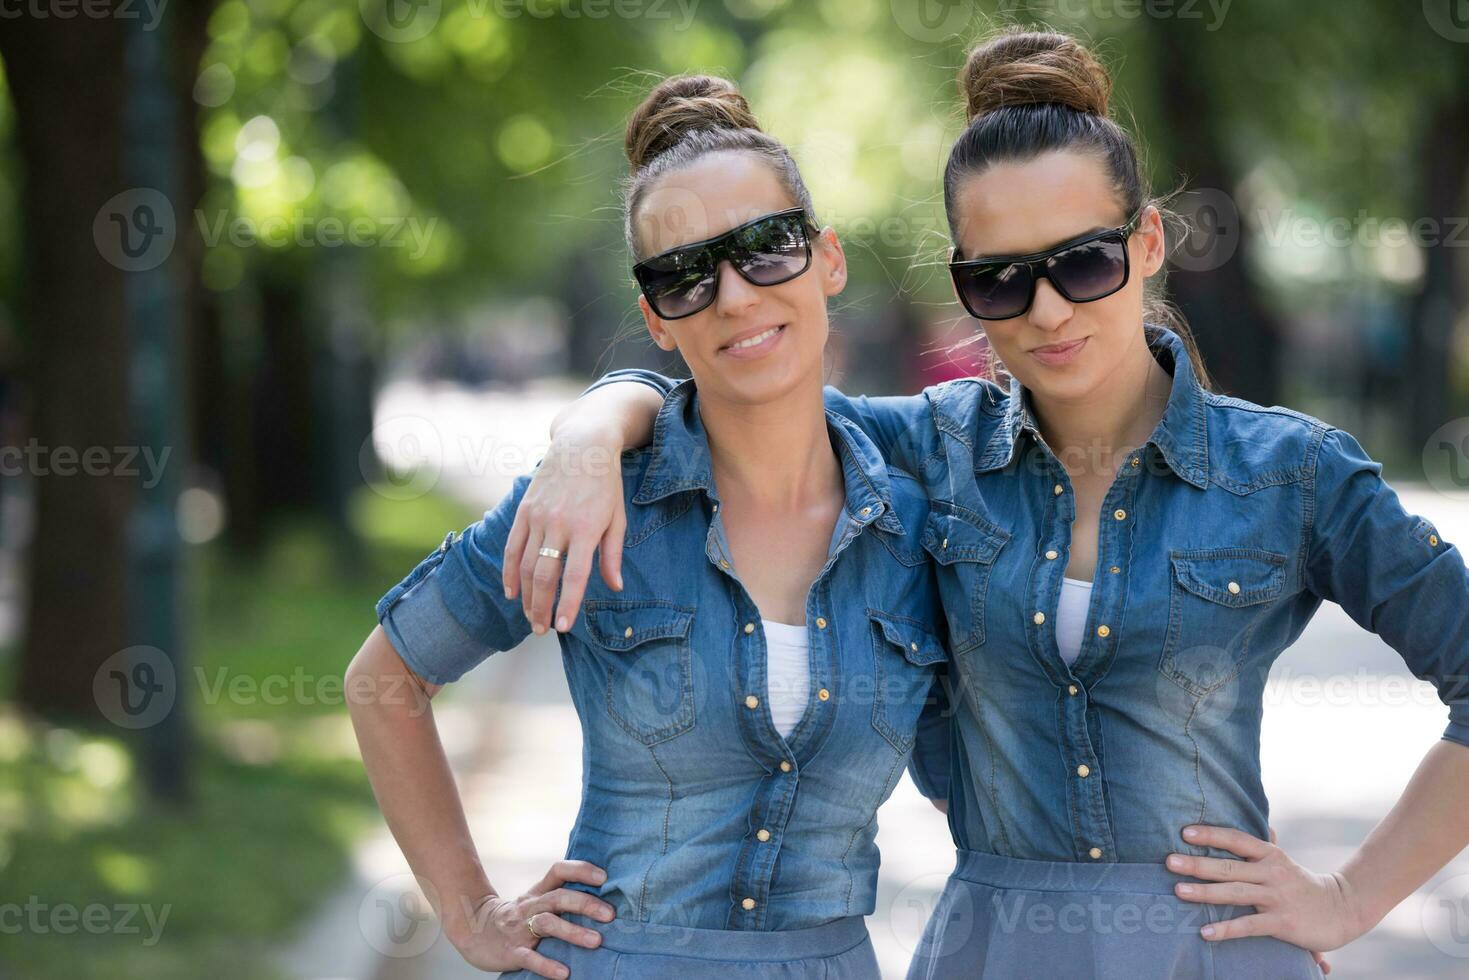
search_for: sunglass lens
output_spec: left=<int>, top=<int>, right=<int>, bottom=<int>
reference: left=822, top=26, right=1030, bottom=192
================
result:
left=732, top=213, right=809, bottom=285
left=957, top=262, right=1033, bottom=319
left=639, top=250, right=716, bottom=318
left=1047, top=236, right=1127, bottom=302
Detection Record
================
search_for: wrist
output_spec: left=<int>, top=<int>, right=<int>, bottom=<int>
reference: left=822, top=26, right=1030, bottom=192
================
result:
left=554, top=414, right=625, bottom=452
left=443, top=891, right=500, bottom=949
left=1333, top=868, right=1383, bottom=939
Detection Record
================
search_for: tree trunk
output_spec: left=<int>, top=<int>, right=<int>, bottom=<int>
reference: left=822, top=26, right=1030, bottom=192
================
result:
left=1, top=16, right=133, bottom=722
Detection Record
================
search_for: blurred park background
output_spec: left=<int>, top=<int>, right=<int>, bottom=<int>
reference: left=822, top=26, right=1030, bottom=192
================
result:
left=2, top=0, right=1469, bottom=977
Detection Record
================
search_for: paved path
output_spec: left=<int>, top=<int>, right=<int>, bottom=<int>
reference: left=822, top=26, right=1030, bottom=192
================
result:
left=277, top=381, right=1469, bottom=979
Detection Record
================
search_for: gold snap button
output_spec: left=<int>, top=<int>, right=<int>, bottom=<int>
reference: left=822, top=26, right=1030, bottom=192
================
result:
left=816, top=617, right=827, bottom=629
left=623, top=626, right=633, bottom=638
left=1113, top=509, right=1127, bottom=521
left=1110, top=566, right=1120, bottom=574
left=860, top=506, right=871, bottom=516
left=1097, top=625, right=1110, bottom=638
left=720, top=559, right=731, bottom=569
left=1089, top=847, right=1102, bottom=860
left=818, top=688, right=830, bottom=701
left=1227, top=581, right=1241, bottom=595
left=780, top=761, right=792, bottom=772
left=1054, top=484, right=1064, bottom=496
left=745, top=695, right=759, bottom=709
left=1130, top=457, right=1140, bottom=467
left=741, top=898, right=756, bottom=910
left=910, top=641, right=918, bottom=651
left=712, top=504, right=719, bottom=512
left=1045, top=549, right=1058, bottom=560
left=1077, top=764, right=1090, bottom=778
left=1430, top=535, right=1439, bottom=547
left=941, top=537, right=949, bottom=548
left=756, top=829, right=770, bottom=842
left=1033, top=611, right=1046, bottom=625
left=1068, top=684, right=1079, bottom=696
left=744, top=622, right=755, bottom=634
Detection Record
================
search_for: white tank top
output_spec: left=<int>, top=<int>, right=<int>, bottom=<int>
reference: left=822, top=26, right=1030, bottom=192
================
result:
left=1056, top=578, right=1093, bottom=667
left=761, top=620, right=810, bottom=739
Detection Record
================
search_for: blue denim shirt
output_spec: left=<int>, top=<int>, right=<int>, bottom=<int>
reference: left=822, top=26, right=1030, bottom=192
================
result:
left=587, top=324, right=1469, bottom=867
left=376, top=379, right=949, bottom=931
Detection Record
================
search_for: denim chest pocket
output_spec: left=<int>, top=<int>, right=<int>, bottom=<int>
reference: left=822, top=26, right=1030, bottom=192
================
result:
left=583, top=599, right=697, bottom=745
left=1160, top=548, right=1287, bottom=695
left=920, top=505, right=1010, bottom=656
left=868, top=610, right=946, bottom=752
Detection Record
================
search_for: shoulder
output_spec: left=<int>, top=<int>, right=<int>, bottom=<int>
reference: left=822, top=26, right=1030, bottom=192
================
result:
left=1200, top=392, right=1336, bottom=492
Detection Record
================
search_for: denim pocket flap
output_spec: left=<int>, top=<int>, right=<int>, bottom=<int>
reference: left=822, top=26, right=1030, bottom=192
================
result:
left=584, top=600, right=695, bottom=651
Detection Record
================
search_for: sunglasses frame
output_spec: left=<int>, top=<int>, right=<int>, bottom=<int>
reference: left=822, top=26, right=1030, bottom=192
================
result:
left=632, top=207, right=820, bottom=321
left=948, top=209, right=1144, bottom=321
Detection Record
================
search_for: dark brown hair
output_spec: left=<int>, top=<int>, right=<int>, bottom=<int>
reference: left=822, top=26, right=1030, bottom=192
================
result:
left=622, top=75, right=817, bottom=260
left=947, top=28, right=1211, bottom=389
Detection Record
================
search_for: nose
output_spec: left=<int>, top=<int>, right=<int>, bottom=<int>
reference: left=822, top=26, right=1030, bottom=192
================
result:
left=713, top=260, right=759, bottom=318
left=1027, top=276, right=1074, bottom=332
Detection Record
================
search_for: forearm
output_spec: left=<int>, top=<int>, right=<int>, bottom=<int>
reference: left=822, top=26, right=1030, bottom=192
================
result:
left=1338, top=738, right=1469, bottom=932
left=346, top=626, right=496, bottom=943
left=550, top=381, right=663, bottom=450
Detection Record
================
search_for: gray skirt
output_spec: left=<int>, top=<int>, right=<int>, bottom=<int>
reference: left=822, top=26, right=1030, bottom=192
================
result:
left=500, top=912, right=878, bottom=979
left=906, top=849, right=1325, bottom=980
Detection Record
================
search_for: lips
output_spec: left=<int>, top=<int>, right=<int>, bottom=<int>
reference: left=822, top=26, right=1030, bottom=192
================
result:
left=1027, top=336, right=1089, bottom=366
left=720, top=324, right=785, bottom=351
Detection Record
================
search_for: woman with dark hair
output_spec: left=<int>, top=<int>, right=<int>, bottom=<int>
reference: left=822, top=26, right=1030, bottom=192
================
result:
left=513, top=28, right=1469, bottom=979
left=347, top=75, right=948, bottom=979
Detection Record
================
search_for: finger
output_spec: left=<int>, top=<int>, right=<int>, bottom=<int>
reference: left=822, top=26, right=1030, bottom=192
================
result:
left=528, top=911, right=604, bottom=950
left=1181, top=824, right=1273, bottom=860
left=510, top=942, right=569, bottom=980
left=553, top=537, right=595, bottom=633
left=519, top=525, right=545, bottom=623
left=598, top=504, right=627, bottom=592
left=529, top=544, right=567, bottom=634
left=1314, top=951, right=1331, bottom=975
left=1174, top=880, right=1270, bottom=907
left=1166, top=853, right=1269, bottom=884
left=1199, top=911, right=1278, bottom=942
left=540, top=887, right=616, bottom=923
left=1268, top=825, right=1278, bottom=845
left=533, top=859, right=610, bottom=894
left=503, top=504, right=531, bottom=600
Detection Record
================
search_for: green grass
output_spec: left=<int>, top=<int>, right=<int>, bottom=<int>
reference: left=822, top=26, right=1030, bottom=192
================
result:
left=0, top=487, right=476, bottom=980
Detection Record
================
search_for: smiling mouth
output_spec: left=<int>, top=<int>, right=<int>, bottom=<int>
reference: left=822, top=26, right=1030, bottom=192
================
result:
left=721, top=325, right=785, bottom=351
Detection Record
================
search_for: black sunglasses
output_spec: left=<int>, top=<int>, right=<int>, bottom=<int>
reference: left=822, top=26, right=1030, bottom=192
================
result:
left=632, top=207, right=818, bottom=320
left=948, top=210, right=1143, bottom=321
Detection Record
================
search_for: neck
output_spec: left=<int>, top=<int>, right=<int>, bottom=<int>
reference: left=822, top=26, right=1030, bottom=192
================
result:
left=697, top=379, right=841, bottom=508
left=1030, top=329, right=1174, bottom=478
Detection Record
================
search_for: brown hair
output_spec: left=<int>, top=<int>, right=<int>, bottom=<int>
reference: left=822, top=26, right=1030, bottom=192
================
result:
left=947, top=28, right=1211, bottom=389
left=622, top=75, right=817, bottom=260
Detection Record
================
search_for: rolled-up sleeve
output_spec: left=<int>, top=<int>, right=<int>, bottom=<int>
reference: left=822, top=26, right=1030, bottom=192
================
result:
left=375, top=473, right=535, bottom=685
left=1304, top=427, right=1469, bottom=747
left=581, top=368, right=683, bottom=399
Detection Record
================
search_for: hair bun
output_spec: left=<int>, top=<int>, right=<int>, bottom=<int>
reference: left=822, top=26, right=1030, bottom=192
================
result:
left=624, top=75, right=761, bottom=172
left=960, top=30, right=1111, bottom=122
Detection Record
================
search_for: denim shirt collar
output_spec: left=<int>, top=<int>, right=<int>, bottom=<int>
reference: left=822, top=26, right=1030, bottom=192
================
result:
left=633, top=379, right=907, bottom=534
left=968, top=323, right=1210, bottom=489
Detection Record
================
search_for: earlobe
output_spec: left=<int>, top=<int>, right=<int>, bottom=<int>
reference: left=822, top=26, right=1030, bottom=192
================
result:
left=638, top=295, right=677, bottom=352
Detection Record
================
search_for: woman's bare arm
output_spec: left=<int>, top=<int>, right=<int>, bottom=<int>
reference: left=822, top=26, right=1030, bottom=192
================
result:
left=346, top=625, right=614, bottom=979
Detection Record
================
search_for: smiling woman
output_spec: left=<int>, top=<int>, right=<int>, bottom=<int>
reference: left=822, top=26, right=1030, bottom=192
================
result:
left=349, top=73, right=950, bottom=980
